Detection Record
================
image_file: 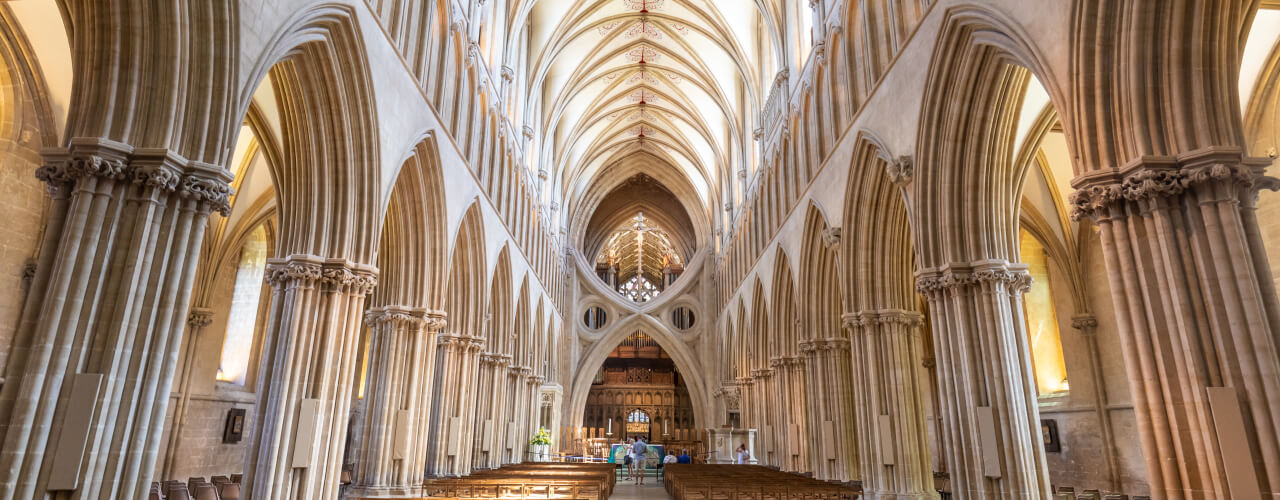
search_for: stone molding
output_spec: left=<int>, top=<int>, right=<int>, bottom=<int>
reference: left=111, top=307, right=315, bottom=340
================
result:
left=38, top=140, right=234, bottom=214
left=915, top=261, right=1032, bottom=295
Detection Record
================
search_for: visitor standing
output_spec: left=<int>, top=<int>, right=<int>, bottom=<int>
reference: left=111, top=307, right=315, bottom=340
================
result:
left=735, top=443, right=750, bottom=464
left=632, top=437, right=649, bottom=484
left=623, top=438, right=635, bottom=482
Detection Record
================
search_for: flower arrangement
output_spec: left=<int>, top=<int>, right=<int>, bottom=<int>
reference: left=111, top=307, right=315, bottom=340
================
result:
left=530, top=427, right=553, bottom=446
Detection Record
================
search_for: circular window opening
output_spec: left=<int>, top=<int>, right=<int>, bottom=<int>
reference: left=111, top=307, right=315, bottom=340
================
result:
left=671, top=307, right=695, bottom=330
left=584, top=306, right=608, bottom=329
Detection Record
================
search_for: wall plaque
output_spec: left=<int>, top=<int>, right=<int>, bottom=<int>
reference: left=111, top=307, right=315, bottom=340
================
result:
left=1041, top=419, right=1061, bottom=453
left=223, top=408, right=247, bottom=444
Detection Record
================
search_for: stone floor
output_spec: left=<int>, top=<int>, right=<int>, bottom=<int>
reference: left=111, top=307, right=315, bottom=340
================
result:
left=611, top=480, right=670, bottom=500
left=612, top=470, right=670, bottom=499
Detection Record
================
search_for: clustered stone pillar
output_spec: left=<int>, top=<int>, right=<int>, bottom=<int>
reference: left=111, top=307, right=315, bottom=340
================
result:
left=351, top=307, right=446, bottom=496
left=1068, top=314, right=1121, bottom=490
left=473, top=352, right=511, bottom=469
left=750, top=367, right=775, bottom=465
left=426, top=333, right=484, bottom=477
left=1070, top=156, right=1280, bottom=498
left=800, top=337, right=859, bottom=482
left=768, top=356, right=808, bottom=472
left=0, top=139, right=231, bottom=500
left=735, top=375, right=756, bottom=436
left=844, top=310, right=937, bottom=499
left=916, top=261, right=1050, bottom=499
left=509, top=366, right=535, bottom=463
left=244, top=256, right=378, bottom=500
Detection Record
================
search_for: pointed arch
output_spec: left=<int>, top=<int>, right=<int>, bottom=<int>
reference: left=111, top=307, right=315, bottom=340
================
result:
left=842, top=136, right=915, bottom=312
left=769, top=249, right=799, bottom=356
left=485, top=245, right=515, bottom=354
left=371, top=134, right=449, bottom=310
left=799, top=202, right=842, bottom=342
left=446, top=202, right=488, bottom=337
left=240, top=4, right=384, bottom=263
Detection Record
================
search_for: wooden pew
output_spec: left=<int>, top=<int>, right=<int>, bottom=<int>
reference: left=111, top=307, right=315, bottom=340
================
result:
left=664, top=464, right=859, bottom=500
left=399, top=463, right=614, bottom=500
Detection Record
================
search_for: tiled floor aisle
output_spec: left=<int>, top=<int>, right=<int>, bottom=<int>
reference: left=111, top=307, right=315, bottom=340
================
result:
left=611, top=476, right=671, bottom=499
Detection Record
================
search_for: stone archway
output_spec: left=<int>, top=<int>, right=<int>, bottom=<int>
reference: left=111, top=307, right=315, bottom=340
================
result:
left=565, top=313, right=712, bottom=435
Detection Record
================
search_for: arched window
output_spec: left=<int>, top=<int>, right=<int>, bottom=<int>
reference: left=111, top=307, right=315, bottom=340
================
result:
left=217, top=226, right=268, bottom=386
left=1019, top=228, right=1069, bottom=395
left=628, top=409, right=650, bottom=423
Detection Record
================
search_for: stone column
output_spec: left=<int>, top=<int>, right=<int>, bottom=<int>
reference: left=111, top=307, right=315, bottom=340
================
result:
left=1068, top=314, right=1121, bottom=491
left=734, top=376, right=754, bottom=433
left=242, top=256, right=377, bottom=500
left=788, top=357, right=809, bottom=472
left=845, top=310, right=938, bottom=499
left=0, top=140, right=231, bottom=500
left=470, top=352, right=505, bottom=470
left=768, top=356, right=806, bottom=472
left=800, top=337, right=859, bottom=482
left=160, top=307, right=216, bottom=479
left=351, top=306, right=445, bottom=497
left=506, top=366, right=532, bottom=464
left=1070, top=157, right=1280, bottom=498
left=915, top=261, right=1050, bottom=499
left=749, top=368, right=775, bottom=465
left=426, top=334, right=484, bottom=477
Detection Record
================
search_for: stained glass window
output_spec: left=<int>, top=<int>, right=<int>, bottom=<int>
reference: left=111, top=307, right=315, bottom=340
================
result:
left=628, top=409, right=650, bottom=423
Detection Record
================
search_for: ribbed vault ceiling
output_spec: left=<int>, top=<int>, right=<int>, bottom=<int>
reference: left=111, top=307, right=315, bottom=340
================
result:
left=528, top=0, right=781, bottom=251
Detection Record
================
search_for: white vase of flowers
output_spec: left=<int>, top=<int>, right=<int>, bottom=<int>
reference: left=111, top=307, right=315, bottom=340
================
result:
left=529, top=428, right=553, bottom=462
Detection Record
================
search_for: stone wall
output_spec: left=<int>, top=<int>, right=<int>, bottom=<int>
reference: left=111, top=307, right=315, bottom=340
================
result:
left=0, top=61, right=50, bottom=375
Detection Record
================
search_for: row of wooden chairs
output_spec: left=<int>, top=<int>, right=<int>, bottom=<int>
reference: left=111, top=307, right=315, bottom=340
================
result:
left=1053, top=486, right=1150, bottom=500
left=150, top=475, right=242, bottom=500
left=664, top=465, right=860, bottom=500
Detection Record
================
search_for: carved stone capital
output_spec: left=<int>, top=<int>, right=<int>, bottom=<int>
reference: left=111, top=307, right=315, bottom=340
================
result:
left=265, top=259, right=323, bottom=287
left=886, top=155, right=914, bottom=185
left=38, top=142, right=234, bottom=214
left=821, top=227, right=841, bottom=249
left=20, top=261, right=36, bottom=289
left=1071, top=314, right=1099, bottom=335
left=365, top=306, right=428, bottom=329
left=318, top=260, right=379, bottom=295
left=187, top=308, right=215, bottom=329
left=1070, top=152, right=1271, bottom=221
left=425, top=309, right=448, bottom=331
left=916, top=261, right=1032, bottom=296
left=842, top=310, right=924, bottom=331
